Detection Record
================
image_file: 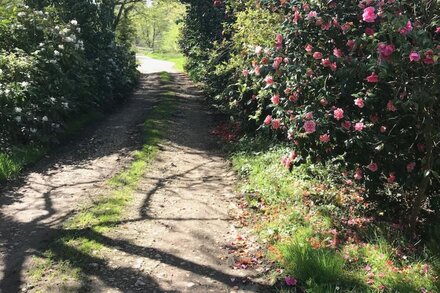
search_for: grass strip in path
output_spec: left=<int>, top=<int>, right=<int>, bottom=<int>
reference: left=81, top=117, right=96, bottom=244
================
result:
left=28, top=72, right=178, bottom=289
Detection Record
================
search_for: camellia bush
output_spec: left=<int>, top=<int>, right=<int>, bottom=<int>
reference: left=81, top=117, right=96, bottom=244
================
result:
left=235, top=0, right=440, bottom=229
left=0, top=2, right=138, bottom=152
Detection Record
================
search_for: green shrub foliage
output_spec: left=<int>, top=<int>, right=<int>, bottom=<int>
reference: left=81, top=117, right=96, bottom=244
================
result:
left=180, top=0, right=440, bottom=227
left=0, top=1, right=138, bottom=151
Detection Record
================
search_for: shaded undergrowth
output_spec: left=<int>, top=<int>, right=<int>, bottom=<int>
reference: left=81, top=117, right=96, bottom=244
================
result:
left=0, top=110, right=105, bottom=182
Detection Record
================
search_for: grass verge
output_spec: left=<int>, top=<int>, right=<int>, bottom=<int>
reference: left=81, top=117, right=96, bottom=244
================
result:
left=27, top=72, right=177, bottom=289
left=145, top=52, right=186, bottom=72
left=0, top=110, right=104, bottom=182
left=229, top=136, right=440, bottom=292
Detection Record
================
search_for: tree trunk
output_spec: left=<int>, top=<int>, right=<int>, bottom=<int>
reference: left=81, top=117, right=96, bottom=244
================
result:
left=408, top=112, right=434, bottom=233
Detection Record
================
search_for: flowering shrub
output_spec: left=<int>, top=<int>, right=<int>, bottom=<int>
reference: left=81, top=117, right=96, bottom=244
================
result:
left=0, top=3, right=137, bottom=151
left=231, top=0, right=440, bottom=228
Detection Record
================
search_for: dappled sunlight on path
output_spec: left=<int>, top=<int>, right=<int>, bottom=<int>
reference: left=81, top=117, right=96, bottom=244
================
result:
left=0, top=58, right=271, bottom=292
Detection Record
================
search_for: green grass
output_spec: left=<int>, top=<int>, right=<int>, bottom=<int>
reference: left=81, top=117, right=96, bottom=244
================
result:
left=145, top=52, right=186, bottom=72
left=27, top=72, right=177, bottom=288
left=230, top=135, right=440, bottom=293
left=0, top=110, right=104, bottom=182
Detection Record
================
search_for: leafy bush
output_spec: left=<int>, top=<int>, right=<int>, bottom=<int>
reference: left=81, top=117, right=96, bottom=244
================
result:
left=0, top=2, right=138, bottom=153
left=231, top=0, right=440, bottom=229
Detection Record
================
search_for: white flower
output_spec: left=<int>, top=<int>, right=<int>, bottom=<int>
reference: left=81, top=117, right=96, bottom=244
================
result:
left=15, top=107, right=22, bottom=113
left=70, top=19, right=78, bottom=26
left=50, top=97, right=56, bottom=102
left=39, top=42, right=44, bottom=47
left=42, top=116, right=48, bottom=122
left=64, top=37, right=74, bottom=43
left=58, top=44, right=64, bottom=50
left=54, top=50, right=60, bottom=56
left=17, top=12, right=26, bottom=17
left=15, top=116, right=22, bottom=122
left=20, top=81, right=29, bottom=88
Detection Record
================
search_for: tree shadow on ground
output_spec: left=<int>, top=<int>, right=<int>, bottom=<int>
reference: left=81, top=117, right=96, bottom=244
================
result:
left=0, top=72, right=271, bottom=292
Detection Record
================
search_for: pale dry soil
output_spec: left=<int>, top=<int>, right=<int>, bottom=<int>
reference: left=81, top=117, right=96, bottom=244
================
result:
left=0, top=58, right=270, bottom=292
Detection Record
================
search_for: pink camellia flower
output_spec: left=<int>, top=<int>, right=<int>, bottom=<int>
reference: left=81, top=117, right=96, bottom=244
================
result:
left=321, top=22, right=332, bottom=30
left=380, top=125, right=387, bottom=133
left=354, top=122, right=365, bottom=132
left=305, top=44, right=313, bottom=53
left=242, top=69, right=249, bottom=76
left=281, top=156, right=291, bottom=169
left=254, top=65, right=261, bottom=76
left=264, top=115, right=272, bottom=125
left=354, top=98, right=365, bottom=108
left=378, top=43, right=395, bottom=60
left=333, top=108, right=344, bottom=120
left=320, top=134, right=330, bottom=143
left=305, top=112, right=314, bottom=120
left=284, top=57, right=290, bottom=64
left=307, top=10, right=318, bottom=19
left=303, top=120, right=316, bottom=134
left=363, top=7, right=377, bottom=23
left=409, top=51, right=420, bottom=62
left=346, top=179, right=353, bottom=185
left=271, top=94, right=280, bottom=105
left=306, top=68, right=314, bottom=77
left=264, top=75, right=274, bottom=86
left=285, top=276, right=297, bottom=286
left=407, top=162, right=416, bottom=173
left=330, top=62, right=337, bottom=72
left=313, top=52, right=323, bottom=60
left=387, top=172, right=396, bottom=183
left=320, top=98, right=328, bottom=106
left=423, top=50, right=435, bottom=65
left=368, top=163, right=378, bottom=172
left=399, top=20, right=413, bottom=35
left=321, top=58, right=331, bottom=67
left=333, top=48, right=343, bottom=58
left=276, top=34, right=283, bottom=45
left=289, top=92, right=299, bottom=102
left=436, top=27, right=440, bottom=33
left=366, top=72, right=379, bottom=83
left=293, top=10, right=302, bottom=23
left=354, top=168, right=363, bottom=180
left=365, top=27, right=375, bottom=36
left=347, top=39, right=356, bottom=51
left=342, top=120, right=351, bottom=130
left=289, top=151, right=297, bottom=160
left=272, top=119, right=281, bottom=129
left=387, top=100, right=397, bottom=112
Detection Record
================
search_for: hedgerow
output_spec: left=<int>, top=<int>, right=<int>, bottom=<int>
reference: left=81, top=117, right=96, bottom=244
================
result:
left=0, top=1, right=138, bottom=153
left=181, top=0, right=440, bottom=230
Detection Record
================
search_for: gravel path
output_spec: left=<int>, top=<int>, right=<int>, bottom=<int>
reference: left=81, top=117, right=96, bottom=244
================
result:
left=0, top=58, right=269, bottom=292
